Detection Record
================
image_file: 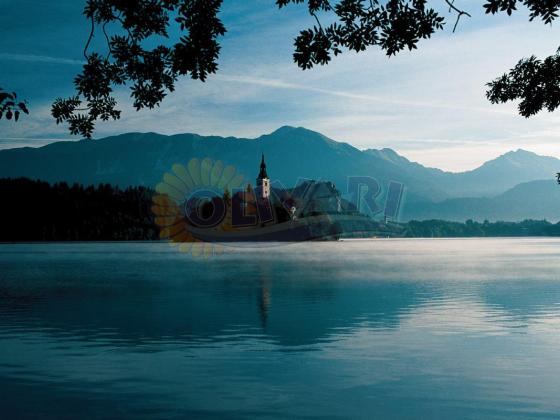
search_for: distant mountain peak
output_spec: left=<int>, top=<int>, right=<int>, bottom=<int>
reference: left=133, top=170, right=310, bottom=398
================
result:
left=269, top=126, right=322, bottom=137
left=264, top=126, right=339, bottom=147
left=479, top=148, right=558, bottom=170
left=271, top=125, right=298, bottom=133
left=503, top=149, right=537, bottom=157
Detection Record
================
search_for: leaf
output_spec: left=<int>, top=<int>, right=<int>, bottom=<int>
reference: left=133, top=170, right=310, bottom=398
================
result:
left=6, top=110, right=12, bottom=120
left=18, top=102, right=29, bottom=114
left=14, top=110, right=20, bottom=121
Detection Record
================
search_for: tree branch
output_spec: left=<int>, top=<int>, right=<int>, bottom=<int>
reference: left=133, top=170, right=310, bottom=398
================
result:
left=83, top=14, right=95, bottom=60
left=444, top=0, right=471, bottom=32
left=102, top=22, right=112, bottom=60
left=311, top=11, right=323, bottom=31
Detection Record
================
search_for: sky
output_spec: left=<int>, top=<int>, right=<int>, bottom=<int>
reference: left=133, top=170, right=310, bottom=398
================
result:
left=2, top=0, right=560, bottom=171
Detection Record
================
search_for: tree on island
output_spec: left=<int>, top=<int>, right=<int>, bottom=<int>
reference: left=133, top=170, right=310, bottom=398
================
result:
left=3, top=1, right=560, bottom=135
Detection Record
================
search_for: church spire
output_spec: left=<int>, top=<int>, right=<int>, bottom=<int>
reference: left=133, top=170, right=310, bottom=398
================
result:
left=256, top=153, right=271, bottom=199
left=258, top=153, right=268, bottom=180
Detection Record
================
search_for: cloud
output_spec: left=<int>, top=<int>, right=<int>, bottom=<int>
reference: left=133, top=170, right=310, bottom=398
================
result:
left=0, top=53, right=85, bottom=66
left=215, top=74, right=512, bottom=115
left=4, top=1, right=560, bottom=171
left=0, top=137, right=74, bottom=150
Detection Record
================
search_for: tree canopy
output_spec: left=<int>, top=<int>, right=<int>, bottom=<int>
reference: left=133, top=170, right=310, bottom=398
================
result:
left=282, top=0, right=560, bottom=118
left=4, top=1, right=560, bottom=136
left=51, top=0, right=225, bottom=138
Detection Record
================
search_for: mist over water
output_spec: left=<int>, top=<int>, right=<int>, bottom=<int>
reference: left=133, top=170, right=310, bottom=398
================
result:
left=1, top=239, right=560, bottom=419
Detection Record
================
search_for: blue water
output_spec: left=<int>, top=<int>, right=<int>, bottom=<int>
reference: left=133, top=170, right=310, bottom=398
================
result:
left=1, top=239, right=560, bottom=419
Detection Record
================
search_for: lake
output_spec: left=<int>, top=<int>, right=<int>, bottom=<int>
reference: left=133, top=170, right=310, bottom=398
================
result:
left=1, top=239, right=560, bottom=419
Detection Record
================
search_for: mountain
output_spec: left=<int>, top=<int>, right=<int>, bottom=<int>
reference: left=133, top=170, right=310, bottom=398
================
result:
left=365, top=147, right=560, bottom=198
left=403, top=180, right=560, bottom=222
left=0, top=126, right=558, bottom=221
left=439, top=149, right=560, bottom=197
left=0, top=127, right=448, bottom=202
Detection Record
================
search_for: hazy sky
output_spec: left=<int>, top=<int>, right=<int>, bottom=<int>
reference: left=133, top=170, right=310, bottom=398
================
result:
left=2, top=0, right=560, bottom=171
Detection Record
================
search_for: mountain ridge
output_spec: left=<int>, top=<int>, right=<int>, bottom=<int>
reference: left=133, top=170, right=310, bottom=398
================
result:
left=0, top=126, right=558, bottom=221
left=7, top=125, right=555, bottom=175
left=403, top=180, right=560, bottom=222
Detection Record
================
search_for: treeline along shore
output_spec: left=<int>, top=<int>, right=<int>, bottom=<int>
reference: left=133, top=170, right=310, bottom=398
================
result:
left=1, top=178, right=560, bottom=242
left=0, top=178, right=158, bottom=241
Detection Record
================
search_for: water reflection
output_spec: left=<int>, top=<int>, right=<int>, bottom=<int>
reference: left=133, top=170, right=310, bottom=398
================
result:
left=258, top=265, right=271, bottom=329
left=1, top=239, right=560, bottom=419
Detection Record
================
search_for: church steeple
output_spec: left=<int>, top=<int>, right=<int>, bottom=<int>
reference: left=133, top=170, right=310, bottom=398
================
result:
left=256, top=153, right=270, bottom=199
left=258, top=153, right=268, bottom=180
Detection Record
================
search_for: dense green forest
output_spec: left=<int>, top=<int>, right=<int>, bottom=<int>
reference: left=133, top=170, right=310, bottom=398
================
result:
left=1, top=178, right=559, bottom=241
left=0, top=178, right=157, bottom=241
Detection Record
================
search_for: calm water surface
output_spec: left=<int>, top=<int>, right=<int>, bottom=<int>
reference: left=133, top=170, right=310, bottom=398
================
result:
left=1, top=239, right=560, bottom=419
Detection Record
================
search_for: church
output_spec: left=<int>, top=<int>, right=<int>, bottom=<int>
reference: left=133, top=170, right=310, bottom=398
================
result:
left=219, top=153, right=372, bottom=239
left=255, top=153, right=271, bottom=200
left=250, top=153, right=351, bottom=222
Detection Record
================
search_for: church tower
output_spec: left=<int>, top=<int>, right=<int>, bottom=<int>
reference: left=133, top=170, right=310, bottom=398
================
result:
left=256, top=153, right=271, bottom=199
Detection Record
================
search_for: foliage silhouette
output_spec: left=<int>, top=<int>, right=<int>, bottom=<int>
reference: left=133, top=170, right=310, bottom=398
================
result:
left=0, top=178, right=157, bottom=241
left=487, top=49, right=560, bottom=117
left=4, top=1, right=560, bottom=134
left=283, top=1, right=560, bottom=117
left=0, top=88, right=28, bottom=122
left=51, top=0, right=225, bottom=138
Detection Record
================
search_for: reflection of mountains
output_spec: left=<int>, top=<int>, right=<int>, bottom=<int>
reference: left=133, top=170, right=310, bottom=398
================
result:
left=1, top=256, right=559, bottom=347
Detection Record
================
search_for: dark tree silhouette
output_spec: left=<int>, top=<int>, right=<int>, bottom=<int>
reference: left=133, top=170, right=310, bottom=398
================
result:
left=486, top=49, right=560, bottom=117
left=51, top=0, right=225, bottom=138
left=0, top=178, right=158, bottom=241
left=2, top=178, right=559, bottom=241
left=484, top=1, right=560, bottom=117
left=2, top=1, right=559, bottom=135
left=0, top=88, right=29, bottom=122
left=277, top=0, right=454, bottom=67
left=283, top=0, right=560, bottom=119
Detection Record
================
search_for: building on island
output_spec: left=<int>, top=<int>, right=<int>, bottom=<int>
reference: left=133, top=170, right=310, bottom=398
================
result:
left=209, top=154, right=385, bottom=240
left=251, top=153, right=354, bottom=222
